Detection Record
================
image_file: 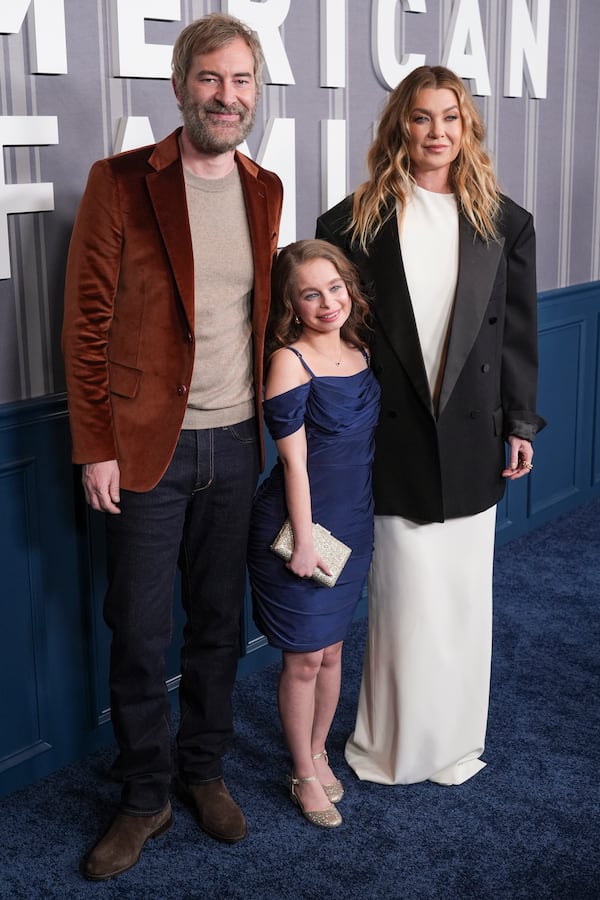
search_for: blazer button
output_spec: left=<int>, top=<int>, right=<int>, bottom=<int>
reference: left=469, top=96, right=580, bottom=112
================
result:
left=470, top=410, right=480, bottom=419
left=481, top=363, right=490, bottom=373
left=177, top=385, right=188, bottom=396
left=387, top=410, right=398, bottom=419
left=488, top=316, right=498, bottom=324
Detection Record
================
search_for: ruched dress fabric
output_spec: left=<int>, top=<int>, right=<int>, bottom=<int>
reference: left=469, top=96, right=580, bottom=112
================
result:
left=248, top=349, right=380, bottom=652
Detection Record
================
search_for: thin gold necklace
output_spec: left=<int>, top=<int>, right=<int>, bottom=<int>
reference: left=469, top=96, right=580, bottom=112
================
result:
left=307, top=341, right=343, bottom=367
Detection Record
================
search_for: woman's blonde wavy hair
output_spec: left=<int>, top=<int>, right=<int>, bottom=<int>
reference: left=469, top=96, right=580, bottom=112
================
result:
left=266, top=239, right=371, bottom=362
left=350, top=65, right=501, bottom=251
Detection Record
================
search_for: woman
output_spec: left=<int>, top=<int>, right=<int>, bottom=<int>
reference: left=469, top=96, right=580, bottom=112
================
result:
left=316, top=66, right=545, bottom=786
left=248, top=240, right=380, bottom=824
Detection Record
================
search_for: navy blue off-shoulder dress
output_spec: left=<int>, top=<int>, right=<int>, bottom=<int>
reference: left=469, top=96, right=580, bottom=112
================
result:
left=248, top=347, right=380, bottom=652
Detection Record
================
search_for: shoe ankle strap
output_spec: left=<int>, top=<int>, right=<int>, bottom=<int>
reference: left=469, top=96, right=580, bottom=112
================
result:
left=289, top=774, right=317, bottom=786
left=311, top=749, right=329, bottom=762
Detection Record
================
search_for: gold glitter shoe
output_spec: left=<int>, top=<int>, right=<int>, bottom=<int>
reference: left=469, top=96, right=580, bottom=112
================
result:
left=288, top=775, right=342, bottom=828
left=312, top=750, right=345, bottom=804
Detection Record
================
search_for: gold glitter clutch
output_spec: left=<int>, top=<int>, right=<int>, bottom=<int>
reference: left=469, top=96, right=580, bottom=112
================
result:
left=270, top=519, right=352, bottom=588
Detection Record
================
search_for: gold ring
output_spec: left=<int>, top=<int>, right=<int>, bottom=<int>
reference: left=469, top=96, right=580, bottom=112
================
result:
left=521, top=461, right=533, bottom=470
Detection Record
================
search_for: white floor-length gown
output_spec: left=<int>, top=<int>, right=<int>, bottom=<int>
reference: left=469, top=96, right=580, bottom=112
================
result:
left=345, top=185, right=496, bottom=785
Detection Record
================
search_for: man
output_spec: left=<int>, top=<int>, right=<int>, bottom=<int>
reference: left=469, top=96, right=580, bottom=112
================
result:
left=62, top=13, right=282, bottom=880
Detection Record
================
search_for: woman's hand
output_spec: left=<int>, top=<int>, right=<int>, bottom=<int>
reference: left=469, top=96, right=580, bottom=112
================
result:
left=502, top=436, right=534, bottom=480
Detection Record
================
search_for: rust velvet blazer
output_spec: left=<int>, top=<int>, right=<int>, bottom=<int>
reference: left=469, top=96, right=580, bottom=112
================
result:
left=63, top=129, right=283, bottom=492
left=317, top=194, right=546, bottom=522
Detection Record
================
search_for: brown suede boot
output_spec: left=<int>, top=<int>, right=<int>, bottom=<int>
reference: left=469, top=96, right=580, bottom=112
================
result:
left=83, top=802, right=172, bottom=880
left=182, top=780, right=247, bottom=843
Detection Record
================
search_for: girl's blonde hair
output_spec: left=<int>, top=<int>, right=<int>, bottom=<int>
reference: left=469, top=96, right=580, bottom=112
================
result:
left=266, top=239, right=371, bottom=361
left=350, top=65, right=501, bottom=250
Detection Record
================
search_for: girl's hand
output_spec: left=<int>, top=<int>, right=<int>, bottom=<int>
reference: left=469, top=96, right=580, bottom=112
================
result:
left=287, top=548, right=332, bottom=579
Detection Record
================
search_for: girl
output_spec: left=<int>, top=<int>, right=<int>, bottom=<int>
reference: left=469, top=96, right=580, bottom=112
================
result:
left=248, top=239, right=380, bottom=827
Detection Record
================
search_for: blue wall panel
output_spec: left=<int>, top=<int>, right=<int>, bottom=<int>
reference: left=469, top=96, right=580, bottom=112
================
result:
left=0, top=398, right=93, bottom=795
left=594, top=314, right=600, bottom=488
left=535, top=282, right=600, bottom=515
left=0, top=457, right=51, bottom=772
left=0, top=281, right=599, bottom=796
left=533, top=319, right=583, bottom=510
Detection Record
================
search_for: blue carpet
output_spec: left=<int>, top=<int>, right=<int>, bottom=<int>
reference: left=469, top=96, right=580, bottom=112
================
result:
left=1, top=500, right=599, bottom=899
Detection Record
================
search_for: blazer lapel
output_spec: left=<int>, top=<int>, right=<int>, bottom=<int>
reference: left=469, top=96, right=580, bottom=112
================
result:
left=236, top=152, right=271, bottom=339
left=438, top=216, right=504, bottom=415
left=144, top=141, right=274, bottom=350
left=146, top=132, right=195, bottom=333
left=370, top=211, right=434, bottom=414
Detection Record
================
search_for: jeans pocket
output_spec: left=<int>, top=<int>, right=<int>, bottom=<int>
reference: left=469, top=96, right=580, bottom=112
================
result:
left=226, top=417, right=258, bottom=445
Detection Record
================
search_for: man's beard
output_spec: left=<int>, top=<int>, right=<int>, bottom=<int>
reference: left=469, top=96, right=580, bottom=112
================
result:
left=181, top=90, right=256, bottom=154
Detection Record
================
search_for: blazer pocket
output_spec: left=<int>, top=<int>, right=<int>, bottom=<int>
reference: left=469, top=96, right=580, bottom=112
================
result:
left=492, top=406, right=504, bottom=437
left=108, top=360, right=142, bottom=399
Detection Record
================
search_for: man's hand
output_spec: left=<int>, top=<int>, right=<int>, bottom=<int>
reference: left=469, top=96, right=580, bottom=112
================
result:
left=82, top=460, right=121, bottom=513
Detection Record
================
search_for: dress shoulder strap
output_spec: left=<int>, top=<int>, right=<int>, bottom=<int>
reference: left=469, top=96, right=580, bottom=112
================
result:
left=285, top=346, right=315, bottom=377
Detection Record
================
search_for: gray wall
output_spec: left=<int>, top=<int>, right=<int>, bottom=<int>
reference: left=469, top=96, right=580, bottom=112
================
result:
left=1, top=0, right=599, bottom=405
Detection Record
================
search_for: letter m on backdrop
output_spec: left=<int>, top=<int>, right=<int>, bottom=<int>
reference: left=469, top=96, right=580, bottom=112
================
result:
left=0, top=0, right=67, bottom=73
left=0, top=2, right=63, bottom=279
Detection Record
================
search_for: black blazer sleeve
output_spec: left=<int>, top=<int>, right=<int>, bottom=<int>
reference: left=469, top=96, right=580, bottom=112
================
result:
left=498, top=197, right=546, bottom=440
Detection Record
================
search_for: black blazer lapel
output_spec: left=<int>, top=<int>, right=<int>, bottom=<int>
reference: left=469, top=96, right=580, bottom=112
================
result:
left=438, top=216, right=504, bottom=416
left=370, top=212, right=433, bottom=414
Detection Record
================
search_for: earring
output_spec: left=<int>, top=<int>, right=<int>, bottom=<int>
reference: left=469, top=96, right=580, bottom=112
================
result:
left=294, top=314, right=301, bottom=325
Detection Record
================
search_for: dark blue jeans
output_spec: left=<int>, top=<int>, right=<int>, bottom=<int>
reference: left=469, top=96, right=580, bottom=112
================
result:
left=103, top=420, right=259, bottom=815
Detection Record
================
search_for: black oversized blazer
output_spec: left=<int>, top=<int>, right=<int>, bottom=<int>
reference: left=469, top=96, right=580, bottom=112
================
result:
left=316, top=194, right=546, bottom=523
